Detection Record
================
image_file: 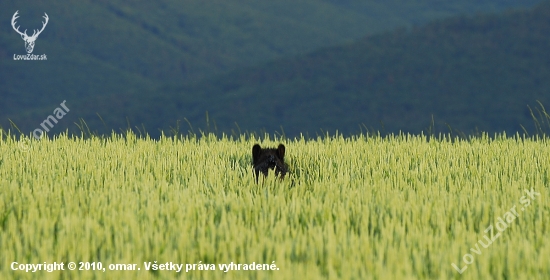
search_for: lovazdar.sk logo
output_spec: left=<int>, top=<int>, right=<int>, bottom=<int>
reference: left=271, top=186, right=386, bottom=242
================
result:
left=11, top=10, right=48, bottom=61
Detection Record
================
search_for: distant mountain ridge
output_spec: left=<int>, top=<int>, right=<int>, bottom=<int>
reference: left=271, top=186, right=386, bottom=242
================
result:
left=1, top=0, right=546, bottom=137
left=103, top=1, right=550, bottom=138
left=180, top=1, right=550, bottom=137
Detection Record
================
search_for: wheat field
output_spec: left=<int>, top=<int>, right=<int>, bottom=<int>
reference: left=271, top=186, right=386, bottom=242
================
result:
left=0, top=131, right=548, bottom=279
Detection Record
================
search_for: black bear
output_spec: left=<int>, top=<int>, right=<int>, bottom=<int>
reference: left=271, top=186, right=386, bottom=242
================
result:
left=252, top=143, right=288, bottom=182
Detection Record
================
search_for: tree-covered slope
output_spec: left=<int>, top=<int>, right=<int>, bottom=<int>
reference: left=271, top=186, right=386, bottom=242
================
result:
left=1, top=0, right=546, bottom=137
left=68, top=1, right=550, bottom=138
left=180, top=1, right=550, bottom=137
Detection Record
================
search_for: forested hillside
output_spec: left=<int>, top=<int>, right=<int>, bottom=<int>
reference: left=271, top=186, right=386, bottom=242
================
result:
left=1, top=0, right=546, bottom=137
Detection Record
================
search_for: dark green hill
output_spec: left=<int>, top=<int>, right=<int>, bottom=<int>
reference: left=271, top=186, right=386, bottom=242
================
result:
left=73, top=1, right=550, bottom=138
left=187, top=1, right=550, bottom=137
left=1, top=0, right=546, bottom=137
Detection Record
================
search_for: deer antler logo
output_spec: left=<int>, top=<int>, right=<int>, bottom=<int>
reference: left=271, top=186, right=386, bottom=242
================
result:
left=11, top=10, right=49, bottom=54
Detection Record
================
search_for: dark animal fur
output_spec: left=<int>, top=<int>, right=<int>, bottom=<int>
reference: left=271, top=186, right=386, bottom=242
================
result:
left=252, top=143, right=288, bottom=182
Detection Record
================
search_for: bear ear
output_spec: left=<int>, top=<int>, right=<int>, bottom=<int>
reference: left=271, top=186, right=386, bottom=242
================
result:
left=277, top=144, right=285, bottom=159
left=252, top=144, right=262, bottom=162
